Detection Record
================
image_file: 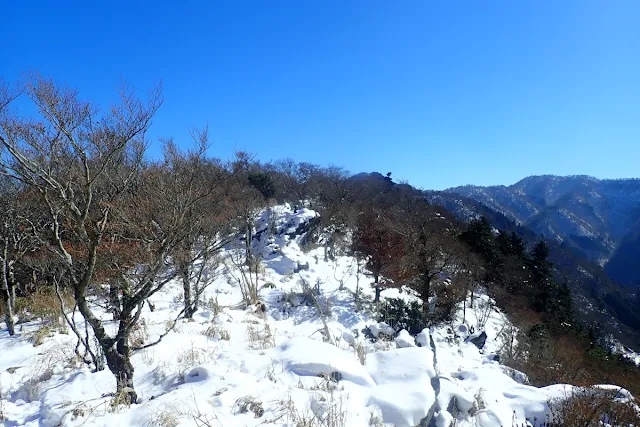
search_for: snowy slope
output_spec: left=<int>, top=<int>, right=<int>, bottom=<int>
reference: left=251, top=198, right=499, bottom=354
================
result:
left=0, top=204, right=636, bottom=427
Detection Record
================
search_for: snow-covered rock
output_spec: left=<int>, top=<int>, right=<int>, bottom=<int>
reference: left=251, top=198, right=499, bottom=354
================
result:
left=394, top=329, right=416, bottom=348
left=274, top=336, right=376, bottom=387
left=366, top=347, right=438, bottom=426
left=368, top=322, right=395, bottom=338
left=416, top=328, right=431, bottom=348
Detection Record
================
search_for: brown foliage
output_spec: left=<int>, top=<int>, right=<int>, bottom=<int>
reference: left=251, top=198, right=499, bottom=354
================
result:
left=549, top=387, right=640, bottom=427
left=352, top=210, right=406, bottom=299
left=500, top=297, right=640, bottom=399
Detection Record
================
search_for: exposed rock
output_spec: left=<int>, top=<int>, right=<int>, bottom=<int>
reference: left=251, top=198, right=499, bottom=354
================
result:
left=467, top=331, right=487, bottom=349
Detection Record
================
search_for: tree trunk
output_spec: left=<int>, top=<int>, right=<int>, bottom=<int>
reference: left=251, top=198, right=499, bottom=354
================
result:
left=104, top=335, right=137, bottom=404
left=7, top=262, right=16, bottom=310
left=9, top=281, right=16, bottom=310
left=75, top=286, right=138, bottom=403
left=419, top=272, right=431, bottom=312
left=182, top=267, right=194, bottom=319
left=109, top=284, right=121, bottom=321
left=245, top=219, right=253, bottom=266
left=1, top=247, right=15, bottom=336
left=463, top=298, right=466, bottom=324
left=374, top=286, right=382, bottom=303
left=354, top=260, right=361, bottom=309
left=1, top=287, right=15, bottom=336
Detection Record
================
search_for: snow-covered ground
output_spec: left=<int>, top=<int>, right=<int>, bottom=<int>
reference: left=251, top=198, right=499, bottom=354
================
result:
left=0, top=204, right=636, bottom=426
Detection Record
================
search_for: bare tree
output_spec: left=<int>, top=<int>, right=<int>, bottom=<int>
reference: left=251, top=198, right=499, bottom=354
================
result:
left=0, top=74, right=161, bottom=402
left=0, top=180, right=43, bottom=335
left=352, top=210, right=405, bottom=302
left=391, top=196, right=463, bottom=310
left=160, top=131, right=235, bottom=318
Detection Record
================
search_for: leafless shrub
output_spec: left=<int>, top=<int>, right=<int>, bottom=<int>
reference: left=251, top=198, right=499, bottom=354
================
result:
left=205, top=296, right=222, bottom=316
left=475, top=298, right=494, bottom=330
left=283, top=391, right=348, bottom=427
left=202, top=325, right=230, bottom=341
left=175, top=344, right=213, bottom=382
left=17, top=287, right=72, bottom=327
left=29, top=324, right=53, bottom=347
left=224, top=246, right=261, bottom=305
left=246, top=322, right=275, bottom=349
left=548, top=387, right=640, bottom=427
left=351, top=340, right=367, bottom=365
left=144, top=407, right=180, bottom=427
left=232, top=395, right=264, bottom=418
left=129, top=319, right=149, bottom=348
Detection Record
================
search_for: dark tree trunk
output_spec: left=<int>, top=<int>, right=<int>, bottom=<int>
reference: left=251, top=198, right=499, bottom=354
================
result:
left=182, top=267, right=194, bottom=319
left=75, top=282, right=139, bottom=404
left=109, top=284, right=122, bottom=321
left=1, top=287, right=15, bottom=336
left=373, top=273, right=381, bottom=303
left=7, top=263, right=16, bottom=310
left=374, top=286, right=382, bottom=303
left=1, top=247, right=15, bottom=336
left=104, top=335, right=137, bottom=404
left=245, top=220, right=253, bottom=265
left=419, top=272, right=432, bottom=312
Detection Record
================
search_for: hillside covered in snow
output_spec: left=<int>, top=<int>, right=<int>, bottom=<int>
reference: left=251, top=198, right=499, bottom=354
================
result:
left=1, top=77, right=639, bottom=427
left=1, top=205, right=638, bottom=427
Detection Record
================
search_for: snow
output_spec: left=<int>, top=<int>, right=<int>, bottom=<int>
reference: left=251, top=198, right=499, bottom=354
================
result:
left=274, top=336, right=376, bottom=387
left=394, top=329, right=416, bottom=348
left=0, top=203, right=636, bottom=427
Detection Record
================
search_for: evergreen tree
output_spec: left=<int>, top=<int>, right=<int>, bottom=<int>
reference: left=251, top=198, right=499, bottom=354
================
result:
left=553, top=281, right=574, bottom=325
left=460, top=217, right=496, bottom=261
left=460, top=217, right=503, bottom=281
left=529, top=240, right=554, bottom=312
left=248, top=172, right=276, bottom=200
left=528, top=241, right=574, bottom=326
left=510, top=232, right=525, bottom=256
left=496, top=230, right=513, bottom=256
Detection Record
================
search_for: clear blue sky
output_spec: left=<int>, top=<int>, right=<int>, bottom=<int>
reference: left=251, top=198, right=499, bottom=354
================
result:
left=3, top=1, right=639, bottom=190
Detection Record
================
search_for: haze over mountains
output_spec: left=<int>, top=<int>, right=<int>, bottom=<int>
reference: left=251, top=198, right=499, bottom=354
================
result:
left=443, top=175, right=640, bottom=288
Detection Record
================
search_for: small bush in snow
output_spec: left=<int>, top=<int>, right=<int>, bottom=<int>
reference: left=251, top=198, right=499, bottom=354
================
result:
left=233, top=395, right=264, bottom=418
left=368, top=411, right=385, bottom=427
left=175, top=345, right=212, bottom=382
left=29, top=324, right=53, bottom=347
left=280, top=390, right=348, bottom=427
left=351, top=340, right=367, bottom=365
left=246, top=322, right=275, bottom=349
left=205, top=296, right=222, bottom=316
left=378, top=298, right=429, bottom=335
left=15, top=340, right=79, bottom=402
left=110, top=387, right=134, bottom=410
left=474, top=298, right=494, bottom=330
left=144, top=408, right=180, bottom=427
left=16, top=286, right=72, bottom=327
left=17, top=363, right=54, bottom=402
left=129, top=319, right=149, bottom=348
left=203, top=325, right=230, bottom=341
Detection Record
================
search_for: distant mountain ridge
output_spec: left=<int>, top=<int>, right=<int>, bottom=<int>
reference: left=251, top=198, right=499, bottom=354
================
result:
left=443, top=175, right=640, bottom=287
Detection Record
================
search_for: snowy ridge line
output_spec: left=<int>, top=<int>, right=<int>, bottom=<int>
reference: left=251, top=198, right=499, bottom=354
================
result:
left=0, top=203, right=637, bottom=427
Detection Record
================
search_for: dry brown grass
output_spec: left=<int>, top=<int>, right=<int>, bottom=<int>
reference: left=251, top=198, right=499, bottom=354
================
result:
left=15, top=286, right=73, bottom=327
left=548, top=387, right=640, bottom=427
left=202, top=324, right=230, bottom=341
